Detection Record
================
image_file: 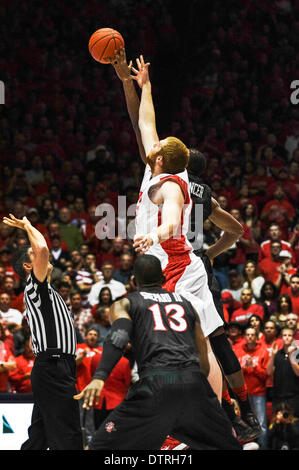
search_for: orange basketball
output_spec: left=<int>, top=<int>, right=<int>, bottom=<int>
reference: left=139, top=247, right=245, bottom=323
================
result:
left=88, top=28, right=125, bottom=64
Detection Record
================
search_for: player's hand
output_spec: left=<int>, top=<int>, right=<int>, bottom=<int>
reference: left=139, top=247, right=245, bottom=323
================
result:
left=133, top=234, right=154, bottom=253
left=131, top=55, right=150, bottom=89
left=3, top=214, right=31, bottom=230
left=112, top=47, right=133, bottom=81
left=73, top=379, right=104, bottom=410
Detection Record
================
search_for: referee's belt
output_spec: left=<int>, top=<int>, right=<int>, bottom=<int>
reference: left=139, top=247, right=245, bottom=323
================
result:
left=36, top=348, right=75, bottom=360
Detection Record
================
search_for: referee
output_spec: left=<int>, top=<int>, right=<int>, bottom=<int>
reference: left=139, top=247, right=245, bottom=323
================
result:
left=3, top=213, right=83, bottom=450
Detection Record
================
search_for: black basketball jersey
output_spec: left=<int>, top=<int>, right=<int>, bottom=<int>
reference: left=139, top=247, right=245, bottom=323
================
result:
left=126, top=287, right=200, bottom=374
left=188, top=173, right=212, bottom=250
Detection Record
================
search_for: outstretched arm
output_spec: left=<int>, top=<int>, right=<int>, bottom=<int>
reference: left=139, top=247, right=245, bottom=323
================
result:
left=205, top=198, right=244, bottom=261
left=3, top=214, right=49, bottom=282
left=133, top=181, right=185, bottom=253
left=131, top=55, right=160, bottom=157
left=112, top=48, right=146, bottom=163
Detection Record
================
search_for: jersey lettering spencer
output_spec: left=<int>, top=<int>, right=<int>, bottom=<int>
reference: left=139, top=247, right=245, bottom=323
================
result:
left=188, top=174, right=212, bottom=250
left=135, top=165, right=193, bottom=269
left=127, top=288, right=200, bottom=374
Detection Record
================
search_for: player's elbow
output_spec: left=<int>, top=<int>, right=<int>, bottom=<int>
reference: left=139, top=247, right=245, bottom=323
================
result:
left=235, top=223, right=244, bottom=238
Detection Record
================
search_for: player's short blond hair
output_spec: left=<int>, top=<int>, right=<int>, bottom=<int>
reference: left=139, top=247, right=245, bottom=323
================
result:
left=159, top=137, right=189, bottom=174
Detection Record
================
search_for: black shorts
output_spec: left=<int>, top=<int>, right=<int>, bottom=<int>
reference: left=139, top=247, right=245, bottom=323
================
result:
left=90, top=367, right=241, bottom=450
left=194, top=251, right=226, bottom=324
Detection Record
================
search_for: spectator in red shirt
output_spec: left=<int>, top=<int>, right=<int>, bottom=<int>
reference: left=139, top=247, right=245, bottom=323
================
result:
left=228, top=208, right=253, bottom=271
left=275, top=250, right=297, bottom=294
left=90, top=349, right=131, bottom=431
left=258, top=241, right=282, bottom=284
left=26, top=207, right=48, bottom=236
left=260, top=319, right=284, bottom=421
left=70, top=196, right=89, bottom=225
left=233, top=327, right=270, bottom=449
left=2, top=275, right=25, bottom=312
left=96, top=237, right=125, bottom=272
left=260, top=186, right=295, bottom=240
left=258, top=223, right=295, bottom=265
left=75, top=328, right=102, bottom=446
left=0, top=246, right=19, bottom=285
left=8, top=336, right=35, bottom=393
left=230, top=288, right=265, bottom=327
left=289, top=223, right=299, bottom=267
left=0, top=323, right=16, bottom=392
left=225, top=321, right=245, bottom=349
left=283, top=274, right=299, bottom=317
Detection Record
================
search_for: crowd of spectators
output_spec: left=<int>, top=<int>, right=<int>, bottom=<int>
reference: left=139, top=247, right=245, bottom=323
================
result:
left=0, top=0, right=299, bottom=450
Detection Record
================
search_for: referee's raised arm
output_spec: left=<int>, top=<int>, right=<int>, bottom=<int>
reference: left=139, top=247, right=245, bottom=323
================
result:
left=3, top=213, right=83, bottom=450
left=3, top=213, right=50, bottom=282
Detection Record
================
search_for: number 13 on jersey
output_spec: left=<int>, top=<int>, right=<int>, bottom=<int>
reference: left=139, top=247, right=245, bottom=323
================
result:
left=148, top=303, right=187, bottom=332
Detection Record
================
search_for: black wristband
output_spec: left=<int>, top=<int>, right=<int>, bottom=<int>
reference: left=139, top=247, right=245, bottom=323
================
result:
left=93, top=370, right=109, bottom=381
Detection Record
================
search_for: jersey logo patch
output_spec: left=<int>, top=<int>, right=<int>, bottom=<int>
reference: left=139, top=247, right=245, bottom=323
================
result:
left=105, top=421, right=117, bottom=433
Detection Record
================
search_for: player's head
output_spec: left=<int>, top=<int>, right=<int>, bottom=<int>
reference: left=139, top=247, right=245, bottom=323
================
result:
left=13, top=245, right=53, bottom=280
left=147, top=137, right=189, bottom=174
left=133, top=254, right=165, bottom=288
left=187, top=149, right=206, bottom=177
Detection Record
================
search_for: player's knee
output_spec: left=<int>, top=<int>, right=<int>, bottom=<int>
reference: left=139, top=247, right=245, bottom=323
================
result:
left=209, top=333, right=241, bottom=375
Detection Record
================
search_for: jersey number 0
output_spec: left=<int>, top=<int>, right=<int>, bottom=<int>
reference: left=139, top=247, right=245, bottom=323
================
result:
left=148, top=303, right=187, bottom=332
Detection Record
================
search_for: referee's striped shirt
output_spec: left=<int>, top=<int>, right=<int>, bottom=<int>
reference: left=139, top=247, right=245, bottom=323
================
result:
left=24, top=271, right=77, bottom=356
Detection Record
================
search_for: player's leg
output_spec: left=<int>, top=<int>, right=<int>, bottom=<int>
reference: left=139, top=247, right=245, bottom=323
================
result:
left=172, top=256, right=224, bottom=399
left=171, top=373, right=242, bottom=450
left=198, top=252, right=262, bottom=439
left=206, top=336, right=223, bottom=403
left=90, top=377, right=176, bottom=450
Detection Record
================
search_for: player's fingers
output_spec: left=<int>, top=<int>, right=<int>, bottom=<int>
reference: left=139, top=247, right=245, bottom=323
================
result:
left=136, top=58, right=141, bottom=69
left=131, top=66, right=139, bottom=74
left=128, top=60, right=132, bottom=69
left=88, top=389, right=96, bottom=408
left=73, top=392, right=84, bottom=400
left=94, top=388, right=101, bottom=405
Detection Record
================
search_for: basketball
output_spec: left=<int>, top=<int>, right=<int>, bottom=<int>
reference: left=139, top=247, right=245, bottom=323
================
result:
left=88, top=28, right=125, bottom=64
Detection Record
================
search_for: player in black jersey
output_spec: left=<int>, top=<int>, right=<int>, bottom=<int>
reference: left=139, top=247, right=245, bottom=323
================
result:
left=74, top=255, right=241, bottom=450
left=187, top=149, right=261, bottom=441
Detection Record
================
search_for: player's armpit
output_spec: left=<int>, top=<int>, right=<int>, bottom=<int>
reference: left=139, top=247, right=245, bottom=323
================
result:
left=110, top=297, right=131, bottom=323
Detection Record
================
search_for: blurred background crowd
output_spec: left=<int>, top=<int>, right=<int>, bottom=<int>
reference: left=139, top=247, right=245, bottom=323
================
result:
left=0, top=0, right=299, bottom=450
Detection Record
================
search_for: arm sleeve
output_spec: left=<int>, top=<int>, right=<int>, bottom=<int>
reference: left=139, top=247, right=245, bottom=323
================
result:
left=93, top=318, right=133, bottom=382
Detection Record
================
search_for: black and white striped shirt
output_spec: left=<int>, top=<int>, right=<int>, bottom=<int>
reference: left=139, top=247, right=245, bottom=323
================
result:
left=24, top=271, right=77, bottom=356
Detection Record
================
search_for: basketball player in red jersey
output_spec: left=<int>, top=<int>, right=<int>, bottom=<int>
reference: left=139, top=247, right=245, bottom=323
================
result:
left=110, top=50, right=261, bottom=441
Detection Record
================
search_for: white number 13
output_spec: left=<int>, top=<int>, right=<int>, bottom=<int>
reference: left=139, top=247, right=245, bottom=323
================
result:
left=148, top=303, right=187, bottom=332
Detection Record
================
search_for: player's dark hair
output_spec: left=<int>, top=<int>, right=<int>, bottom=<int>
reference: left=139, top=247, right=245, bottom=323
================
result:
left=188, top=149, right=206, bottom=176
left=133, top=255, right=164, bottom=287
left=12, top=245, right=31, bottom=281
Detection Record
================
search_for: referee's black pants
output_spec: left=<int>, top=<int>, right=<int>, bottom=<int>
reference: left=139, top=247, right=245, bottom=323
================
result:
left=21, top=354, right=83, bottom=450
